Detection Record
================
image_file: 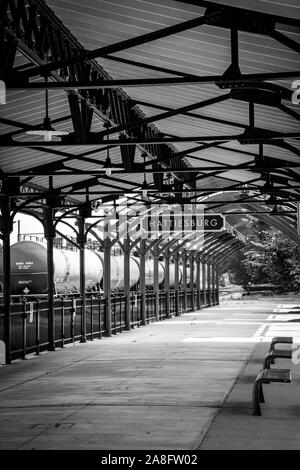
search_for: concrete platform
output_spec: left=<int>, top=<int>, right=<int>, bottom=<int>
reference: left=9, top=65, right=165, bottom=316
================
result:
left=0, top=296, right=299, bottom=450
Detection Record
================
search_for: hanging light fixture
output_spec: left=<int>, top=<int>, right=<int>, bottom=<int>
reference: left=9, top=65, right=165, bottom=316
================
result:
left=265, top=193, right=277, bottom=205
left=253, top=144, right=264, bottom=170
left=270, top=195, right=278, bottom=214
left=140, top=153, right=151, bottom=197
left=26, top=78, right=69, bottom=141
left=102, top=122, right=122, bottom=176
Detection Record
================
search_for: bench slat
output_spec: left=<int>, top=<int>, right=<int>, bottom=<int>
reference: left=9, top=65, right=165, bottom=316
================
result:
left=269, top=349, right=292, bottom=359
left=257, top=368, right=291, bottom=383
left=271, top=336, right=293, bottom=345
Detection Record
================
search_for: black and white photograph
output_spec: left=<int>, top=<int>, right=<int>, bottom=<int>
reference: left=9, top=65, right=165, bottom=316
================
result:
left=0, top=0, right=299, bottom=457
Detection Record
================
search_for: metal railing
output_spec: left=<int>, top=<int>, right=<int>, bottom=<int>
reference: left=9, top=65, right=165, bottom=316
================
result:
left=0, top=288, right=217, bottom=361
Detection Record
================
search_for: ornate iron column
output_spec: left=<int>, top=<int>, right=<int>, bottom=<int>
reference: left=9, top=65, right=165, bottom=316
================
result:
left=139, top=239, right=146, bottom=325
left=189, top=252, right=195, bottom=311
left=216, top=264, right=220, bottom=305
left=103, top=233, right=112, bottom=336
left=174, top=251, right=180, bottom=316
left=0, top=194, right=13, bottom=364
left=196, top=255, right=201, bottom=310
left=153, top=244, right=160, bottom=321
left=123, top=236, right=131, bottom=331
left=182, top=250, right=187, bottom=312
left=43, top=206, right=56, bottom=351
left=77, top=209, right=88, bottom=343
left=207, top=261, right=212, bottom=307
left=202, top=261, right=207, bottom=306
left=164, top=248, right=170, bottom=319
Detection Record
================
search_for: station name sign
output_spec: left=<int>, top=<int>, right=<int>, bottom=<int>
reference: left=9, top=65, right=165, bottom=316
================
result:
left=90, top=203, right=225, bottom=240
left=141, top=213, right=225, bottom=234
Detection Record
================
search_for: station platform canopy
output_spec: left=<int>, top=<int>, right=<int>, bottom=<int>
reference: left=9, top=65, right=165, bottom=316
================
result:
left=0, top=0, right=299, bottom=243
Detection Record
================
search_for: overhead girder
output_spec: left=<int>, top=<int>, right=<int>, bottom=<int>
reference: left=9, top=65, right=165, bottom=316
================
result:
left=14, top=1, right=299, bottom=79
left=213, top=243, right=244, bottom=267
left=0, top=0, right=194, bottom=201
left=210, top=239, right=245, bottom=263
left=2, top=132, right=300, bottom=147
left=0, top=0, right=299, bottom=238
left=200, top=234, right=241, bottom=262
left=243, top=203, right=300, bottom=245
left=202, top=240, right=244, bottom=273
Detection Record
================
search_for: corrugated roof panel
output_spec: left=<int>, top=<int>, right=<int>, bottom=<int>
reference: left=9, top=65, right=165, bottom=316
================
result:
left=1, top=0, right=299, bottom=213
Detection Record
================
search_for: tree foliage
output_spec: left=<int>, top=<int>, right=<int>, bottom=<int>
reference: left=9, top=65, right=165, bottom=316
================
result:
left=220, top=218, right=300, bottom=291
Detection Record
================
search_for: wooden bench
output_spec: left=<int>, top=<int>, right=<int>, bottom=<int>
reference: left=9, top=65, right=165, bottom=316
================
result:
left=252, top=337, right=293, bottom=416
left=263, top=349, right=292, bottom=369
left=269, top=336, right=293, bottom=350
left=252, top=368, right=291, bottom=416
left=264, top=336, right=293, bottom=367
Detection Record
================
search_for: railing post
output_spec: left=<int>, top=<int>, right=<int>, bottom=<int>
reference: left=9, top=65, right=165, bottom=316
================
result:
left=22, top=299, right=27, bottom=359
left=61, top=297, right=65, bottom=348
left=36, top=299, right=40, bottom=355
left=90, top=296, right=94, bottom=339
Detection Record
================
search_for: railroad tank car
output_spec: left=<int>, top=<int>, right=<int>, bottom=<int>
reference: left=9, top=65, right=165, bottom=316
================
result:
left=177, top=264, right=197, bottom=287
left=144, top=259, right=165, bottom=287
left=0, top=241, right=185, bottom=295
left=0, top=241, right=103, bottom=295
left=187, top=265, right=198, bottom=287
left=169, top=263, right=183, bottom=288
left=113, top=256, right=140, bottom=290
left=95, top=254, right=140, bottom=290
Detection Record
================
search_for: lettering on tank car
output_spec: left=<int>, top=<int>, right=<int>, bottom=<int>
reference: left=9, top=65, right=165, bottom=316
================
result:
left=16, top=261, right=34, bottom=270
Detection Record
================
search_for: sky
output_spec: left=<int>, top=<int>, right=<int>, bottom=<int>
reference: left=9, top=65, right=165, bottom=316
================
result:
left=10, top=213, right=78, bottom=245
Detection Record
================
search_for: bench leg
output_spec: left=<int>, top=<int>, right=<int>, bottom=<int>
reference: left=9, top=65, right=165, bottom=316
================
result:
left=263, top=355, right=273, bottom=369
left=259, top=383, right=265, bottom=403
left=252, top=379, right=262, bottom=416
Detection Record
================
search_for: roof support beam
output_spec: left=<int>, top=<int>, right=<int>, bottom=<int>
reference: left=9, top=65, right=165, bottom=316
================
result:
left=277, top=104, right=300, bottom=122
left=2, top=131, right=299, bottom=146
left=96, top=93, right=231, bottom=139
left=268, top=29, right=300, bottom=54
left=7, top=71, right=300, bottom=89
left=7, top=186, right=298, bottom=197
left=15, top=163, right=300, bottom=177
left=22, top=11, right=219, bottom=78
left=133, top=99, right=246, bottom=129
left=175, top=1, right=300, bottom=28
left=102, top=55, right=200, bottom=79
